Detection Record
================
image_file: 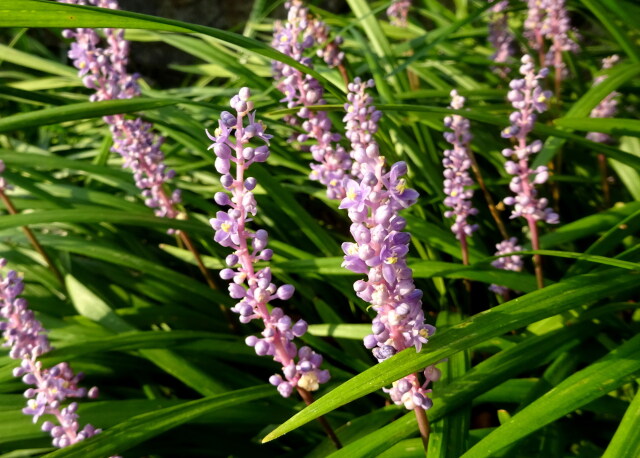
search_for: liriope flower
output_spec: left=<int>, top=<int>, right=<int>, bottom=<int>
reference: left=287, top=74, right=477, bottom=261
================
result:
left=340, top=78, right=437, bottom=411
left=524, top=0, right=578, bottom=90
left=488, top=1, right=516, bottom=76
left=587, top=55, right=620, bottom=144
left=207, top=88, right=330, bottom=397
left=0, top=259, right=101, bottom=448
left=502, top=55, right=558, bottom=225
left=61, top=0, right=181, bottom=222
left=272, top=0, right=350, bottom=200
left=489, top=238, right=524, bottom=295
left=443, top=90, right=478, bottom=261
left=387, top=0, right=412, bottom=27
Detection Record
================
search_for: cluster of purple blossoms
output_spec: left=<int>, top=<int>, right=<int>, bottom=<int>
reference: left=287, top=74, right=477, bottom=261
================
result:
left=501, top=55, right=559, bottom=225
left=587, top=55, right=620, bottom=144
left=442, top=90, right=478, bottom=245
left=489, top=238, right=524, bottom=295
left=340, top=78, right=437, bottom=411
left=61, top=0, right=181, bottom=221
left=541, top=0, right=579, bottom=80
left=524, top=0, right=578, bottom=80
left=272, top=0, right=350, bottom=200
left=488, top=1, right=517, bottom=76
left=0, top=259, right=101, bottom=448
left=207, top=88, right=330, bottom=397
left=343, top=78, right=383, bottom=180
left=387, top=0, right=412, bottom=27
left=524, top=0, right=545, bottom=52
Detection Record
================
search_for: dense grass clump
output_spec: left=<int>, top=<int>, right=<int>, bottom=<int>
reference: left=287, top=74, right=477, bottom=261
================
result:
left=0, top=0, right=638, bottom=456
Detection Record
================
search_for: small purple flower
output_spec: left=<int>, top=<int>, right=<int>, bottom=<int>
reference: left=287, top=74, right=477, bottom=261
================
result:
left=210, top=211, right=239, bottom=247
left=0, top=259, right=101, bottom=448
left=206, top=88, right=330, bottom=397
left=386, top=162, right=420, bottom=208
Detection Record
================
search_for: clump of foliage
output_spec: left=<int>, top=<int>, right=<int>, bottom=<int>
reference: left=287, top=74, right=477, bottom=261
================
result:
left=0, top=0, right=638, bottom=457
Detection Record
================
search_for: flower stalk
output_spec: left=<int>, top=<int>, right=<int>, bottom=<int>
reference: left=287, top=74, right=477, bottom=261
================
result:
left=442, top=90, right=479, bottom=266
left=0, top=259, right=102, bottom=448
left=339, top=79, right=439, bottom=453
left=501, top=55, right=558, bottom=289
left=207, top=88, right=340, bottom=448
left=272, top=0, right=350, bottom=200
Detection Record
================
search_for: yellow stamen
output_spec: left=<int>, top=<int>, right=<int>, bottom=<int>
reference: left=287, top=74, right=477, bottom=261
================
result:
left=386, top=256, right=398, bottom=264
left=221, top=222, right=232, bottom=233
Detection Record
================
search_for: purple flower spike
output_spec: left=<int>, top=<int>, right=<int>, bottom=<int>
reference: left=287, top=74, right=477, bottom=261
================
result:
left=206, top=88, right=329, bottom=397
left=387, top=0, right=412, bottom=27
left=442, top=90, right=479, bottom=243
left=489, top=238, right=524, bottom=295
left=271, top=1, right=349, bottom=200
left=0, top=260, right=101, bottom=448
left=488, top=1, right=516, bottom=77
left=587, top=55, right=620, bottom=144
left=524, top=0, right=578, bottom=85
left=61, top=0, right=181, bottom=227
left=502, top=55, right=558, bottom=225
left=341, top=78, right=436, bottom=411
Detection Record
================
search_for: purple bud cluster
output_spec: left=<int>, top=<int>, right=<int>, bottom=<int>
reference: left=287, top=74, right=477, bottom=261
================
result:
left=0, top=259, right=101, bottom=448
left=587, top=55, right=620, bottom=144
left=501, top=55, right=559, bottom=224
left=387, top=0, right=412, bottom=27
left=272, top=0, right=350, bottom=200
left=343, top=78, right=384, bottom=179
left=442, top=90, right=478, bottom=241
left=489, top=238, right=524, bottom=295
left=488, top=1, right=517, bottom=76
left=61, top=0, right=181, bottom=221
left=340, top=79, right=437, bottom=411
left=207, top=88, right=330, bottom=397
